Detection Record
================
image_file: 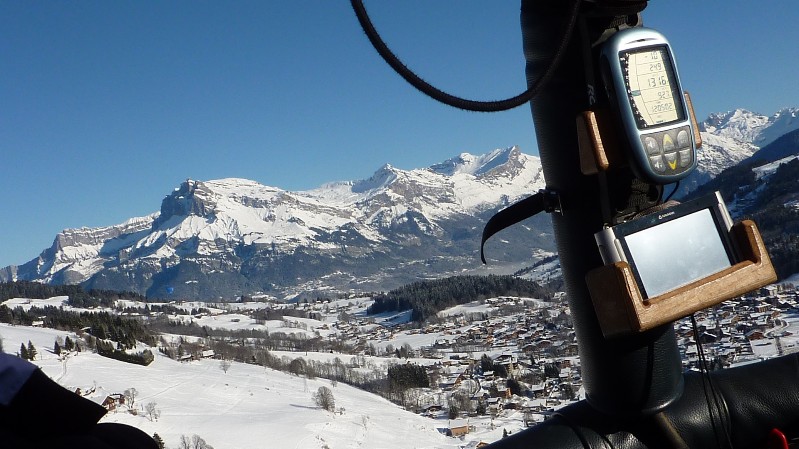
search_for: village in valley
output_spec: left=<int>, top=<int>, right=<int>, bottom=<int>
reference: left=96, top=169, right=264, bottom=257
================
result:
left=3, top=279, right=799, bottom=446
left=320, top=283, right=799, bottom=433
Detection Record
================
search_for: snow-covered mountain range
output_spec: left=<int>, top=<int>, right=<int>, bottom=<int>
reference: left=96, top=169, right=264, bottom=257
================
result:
left=702, top=108, right=799, bottom=149
left=2, top=108, right=797, bottom=299
left=679, top=107, right=799, bottom=194
left=2, top=147, right=554, bottom=299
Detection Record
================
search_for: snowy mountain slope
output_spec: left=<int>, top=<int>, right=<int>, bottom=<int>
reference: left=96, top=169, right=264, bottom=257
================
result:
left=7, top=215, right=159, bottom=286
left=1, top=323, right=496, bottom=449
left=677, top=108, right=799, bottom=196
left=701, top=108, right=799, bottom=149
left=752, top=154, right=799, bottom=181
left=748, top=128, right=799, bottom=164
left=695, top=133, right=757, bottom=177
left=2, top=147, right=552, bottom=299
left=696, top=108, right=799, bottom=175
left=676, top=132, right=757, bottom=195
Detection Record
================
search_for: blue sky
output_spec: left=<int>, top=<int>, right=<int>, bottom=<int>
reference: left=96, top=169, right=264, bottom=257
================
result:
left=1, top=1, right=797, bottom=268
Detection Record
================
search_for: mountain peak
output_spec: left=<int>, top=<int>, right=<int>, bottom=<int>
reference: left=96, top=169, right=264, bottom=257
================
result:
left=701, top=108, right=799, bottom=149
left=351, top=163, right=400, bottom=193
left=429, top=146, right=519, bottom=176
left=701, top=109, right=768, bottom=138
left=155, top=179, right=217, bottom=227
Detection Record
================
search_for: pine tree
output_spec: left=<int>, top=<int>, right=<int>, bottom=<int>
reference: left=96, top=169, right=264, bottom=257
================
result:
left=480, top=354, right=494, bottom=373
left=54, top=340, right=61, bottom=356
left=152, top=433, right=165, bottom=449
left=448, top=404, right=459, bottom=419
left=19, top=342, right=29, bottom=360
left=0, top=305, right=11, bottom=323
left=64, top=336, right=74, bottom=352
left=27, top=341, right=37, bottom=361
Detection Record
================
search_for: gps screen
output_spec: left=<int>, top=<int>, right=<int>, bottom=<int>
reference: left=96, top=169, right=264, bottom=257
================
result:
left=622, top=45, right=685, bottom=129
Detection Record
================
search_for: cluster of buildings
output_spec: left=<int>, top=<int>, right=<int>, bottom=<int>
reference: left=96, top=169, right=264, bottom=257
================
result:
left=320, top=285, right=799, bottom=428
left=163, top=283, right=798, bottom=431
left=333, top=297, right=585, bottom=425
left=676, top=285, right=799, bottom=368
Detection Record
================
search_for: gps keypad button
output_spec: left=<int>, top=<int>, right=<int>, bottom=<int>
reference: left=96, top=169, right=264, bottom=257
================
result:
left=644, top=137, right=661, bottom=156
left=662, top=133, right=675, bottom=153
left=650, top=156, right=666, bottom=173
left=665, top=152, right=678, bottom=171
left=677, top=128, right=691, bottom=148
left=679, top=149, right=693, bottom=168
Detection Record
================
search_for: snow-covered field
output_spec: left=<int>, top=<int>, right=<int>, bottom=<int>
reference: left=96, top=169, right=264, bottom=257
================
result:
left=0, top=324, right=523, bottom=449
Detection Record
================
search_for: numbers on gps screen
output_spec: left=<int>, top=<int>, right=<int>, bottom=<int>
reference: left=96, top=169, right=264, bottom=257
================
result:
left=651, top=103, right=673, bottom=113
left=647, top=76, right=668, bottom=88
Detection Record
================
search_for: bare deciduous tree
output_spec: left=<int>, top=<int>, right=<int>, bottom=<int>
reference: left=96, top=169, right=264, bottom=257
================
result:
left=313, top=386, right=336, bottom=412
left=219, top=359, right=232, bottom=374
left=123, top=388, right=138, bottom=409
left=144, top=401, right=160, bottom=421
left=179, top=434, right=214, bottom=449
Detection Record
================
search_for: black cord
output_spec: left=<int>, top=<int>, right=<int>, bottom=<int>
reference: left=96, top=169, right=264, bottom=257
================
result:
left=351, top=0, right=582, bottom=112
left=663, top=181, right=681, bottom=203
left=690, top=314, right=734, bottom=449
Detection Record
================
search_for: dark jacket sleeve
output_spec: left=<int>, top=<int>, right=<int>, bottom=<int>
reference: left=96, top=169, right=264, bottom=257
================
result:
left=0, top=366, right=107, bottom=439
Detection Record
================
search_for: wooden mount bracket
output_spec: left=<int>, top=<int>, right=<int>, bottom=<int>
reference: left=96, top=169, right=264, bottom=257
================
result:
left=684, top=91, right=702, bottom=149
left=576, top=109, right=620, bottom=175
left=586, top=220, right=777, bottom=339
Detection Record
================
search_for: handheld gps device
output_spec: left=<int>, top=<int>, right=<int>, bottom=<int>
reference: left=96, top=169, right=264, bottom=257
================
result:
left=594, top=192, right=736, bottom=300
left=600, top=27, right=696, bottom=184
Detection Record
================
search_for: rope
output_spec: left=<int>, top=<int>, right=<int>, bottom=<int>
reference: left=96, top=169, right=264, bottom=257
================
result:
left=350, top=0, right=582, bottom=112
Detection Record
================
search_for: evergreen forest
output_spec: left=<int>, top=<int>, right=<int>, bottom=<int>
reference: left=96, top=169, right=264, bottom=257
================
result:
left=367, top=275, right=554, bottom=322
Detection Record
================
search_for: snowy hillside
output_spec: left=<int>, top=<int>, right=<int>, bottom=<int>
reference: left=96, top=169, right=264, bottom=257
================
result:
left=676, top=108, right=799, bottom=196
left=701, top=108, right=799, bottom=149
left=4, top=282, right=799, bottom=449
left=2, top=323, right=522, bottom=449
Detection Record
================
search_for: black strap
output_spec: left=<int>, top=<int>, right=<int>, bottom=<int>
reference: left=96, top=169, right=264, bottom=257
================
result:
left=480, top=190, right=560, bottom=264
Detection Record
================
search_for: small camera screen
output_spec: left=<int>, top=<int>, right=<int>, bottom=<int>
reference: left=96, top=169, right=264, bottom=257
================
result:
left=625, top=208, right=732, bottom=298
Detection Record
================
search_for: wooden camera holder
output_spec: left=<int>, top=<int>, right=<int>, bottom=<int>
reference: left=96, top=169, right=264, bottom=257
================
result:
left=577, top=93, right=777, bottom=338
left=585, top=220, right=777, bottom=338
